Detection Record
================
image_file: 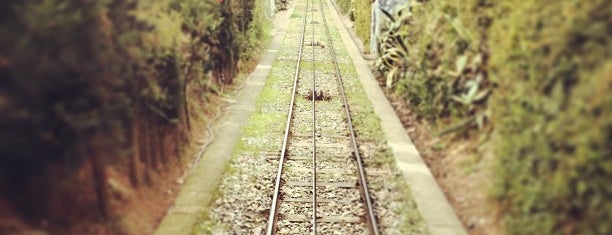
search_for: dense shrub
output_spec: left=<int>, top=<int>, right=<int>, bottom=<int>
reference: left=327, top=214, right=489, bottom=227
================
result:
left=376, top=0, right=493, bottom=128
left=490, top=1, right=611, bottom=234
left=353, top=0, right=371, bottom=51
left=374, top=0, right=611, bottom=234
left=335, top=0, right=352, bottom=15
left=0, top=0, right=267, bottom=226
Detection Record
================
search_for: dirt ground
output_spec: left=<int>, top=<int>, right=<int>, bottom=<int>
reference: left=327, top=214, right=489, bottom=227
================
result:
left=0, top=164, right=179, bottom=235
left=0, top=80, right=245, bottom=235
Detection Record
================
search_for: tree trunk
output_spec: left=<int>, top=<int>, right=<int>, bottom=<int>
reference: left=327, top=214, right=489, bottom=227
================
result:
left=128, top=113, right=140, bottom=188
left=183, top=82, right=191, bottom=133
left=150, top=118, right=160, bottom=171
left=88, top=136, right=110, bottom=218
left=159, top=125, right=169, bottom=170
left=141, top=115, right=153, bottom=186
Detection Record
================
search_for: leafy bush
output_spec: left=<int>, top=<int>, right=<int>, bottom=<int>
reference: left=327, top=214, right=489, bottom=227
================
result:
left=0, top=0, right=142, bottom=173
left=353, top=0, right=371, bottom=51
left=374, top=0, right=611, bottom=234
left=376, top=0, right=493, bottom=128
left=0, top=0, right=268, bottom=227
left=335, top=0, right=352, bottom=15
left=490, top=1, right=612, bottom=234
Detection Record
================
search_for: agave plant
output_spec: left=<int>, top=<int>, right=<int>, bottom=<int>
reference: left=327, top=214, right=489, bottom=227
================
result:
left=375, top=4, right=413, bottom=88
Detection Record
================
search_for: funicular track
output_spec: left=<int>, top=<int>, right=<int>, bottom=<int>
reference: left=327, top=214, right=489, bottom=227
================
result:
left=266, top=0, right=379, bottom=233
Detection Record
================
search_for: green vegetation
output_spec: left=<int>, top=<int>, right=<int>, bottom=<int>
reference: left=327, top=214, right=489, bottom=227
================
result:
left=352, top=0, right=371, bottom=51
left=334, top=0, right=352, bottom=15
left=373, top=0, right=611, bottom=234
left=332, top=0, right=366, bottom=47
left=0, top=0, right=268, bottom=231
left=491, top=1, right=611, bottom=234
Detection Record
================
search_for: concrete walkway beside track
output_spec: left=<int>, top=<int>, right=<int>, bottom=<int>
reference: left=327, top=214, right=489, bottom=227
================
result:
left=156, top=0, right=467, bottom=234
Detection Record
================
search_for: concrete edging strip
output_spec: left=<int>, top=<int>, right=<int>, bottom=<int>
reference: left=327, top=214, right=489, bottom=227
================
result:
left=325, top=1, right=468, bottom=234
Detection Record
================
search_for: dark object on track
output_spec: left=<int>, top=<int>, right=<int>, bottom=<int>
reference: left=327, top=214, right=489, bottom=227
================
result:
left=305, top=89, right=332, bottom=101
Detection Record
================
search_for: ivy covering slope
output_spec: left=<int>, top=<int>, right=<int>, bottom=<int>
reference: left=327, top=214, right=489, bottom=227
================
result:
left=0, top=0, right=268, bottom=231
left=374, top=0, right=611, bottom=234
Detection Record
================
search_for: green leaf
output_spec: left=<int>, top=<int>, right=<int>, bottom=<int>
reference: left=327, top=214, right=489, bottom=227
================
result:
left=456, top=55, right=468, bottom=75
left=386, top=68, right=397, bottom=88
left=451, top=95, right=469, bottom=105
left=445, top=14, right=474, bottom=42
left=473, top=89, right=492, bottom=103
left=466, top=81, right=479, bottom=101
left=476, top=113, right=485, bottom=130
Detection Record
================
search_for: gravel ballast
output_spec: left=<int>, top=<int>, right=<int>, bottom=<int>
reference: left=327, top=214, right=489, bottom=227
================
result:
left=195, top=0, right=428, bottom=234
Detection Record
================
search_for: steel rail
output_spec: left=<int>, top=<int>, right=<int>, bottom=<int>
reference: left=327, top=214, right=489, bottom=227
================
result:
left=266, top=0, right=310, bottom=233
left=318, top=0, right=381, bottom=234
left=310, top=0, right=318, bottom=233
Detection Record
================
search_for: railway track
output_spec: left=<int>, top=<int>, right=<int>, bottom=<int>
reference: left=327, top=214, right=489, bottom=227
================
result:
left=266, top=0, right=380, bottom=233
